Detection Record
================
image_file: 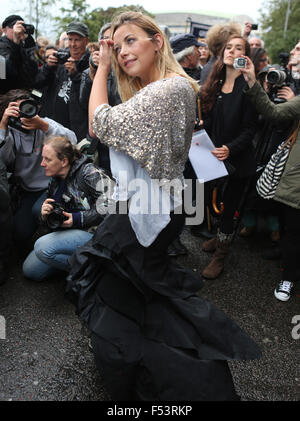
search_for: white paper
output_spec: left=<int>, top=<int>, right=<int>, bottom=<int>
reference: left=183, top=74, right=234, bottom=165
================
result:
left=188, top=130, right=228, bottom=182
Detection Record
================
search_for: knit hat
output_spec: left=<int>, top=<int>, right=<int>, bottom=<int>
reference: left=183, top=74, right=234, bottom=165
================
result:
left=2, top=15, right=23, bottom=28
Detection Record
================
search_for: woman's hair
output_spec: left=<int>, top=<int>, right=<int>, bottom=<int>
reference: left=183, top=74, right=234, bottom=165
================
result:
left=0, top=89, right=31, bottom=120
left=110, top=11, right=199, bottom=101
left=98, top=22, right=112, bottom=41
left=250, top=47, right=267, bottom=76
left=205, top=22, right=242, bottom=58
left=201, top=35, right=250, bottom=114
left=43, top=136, right=81, bottom=165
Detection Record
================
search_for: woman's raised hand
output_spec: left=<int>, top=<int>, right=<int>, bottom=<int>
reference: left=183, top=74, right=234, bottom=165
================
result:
left=98, top=39, right=114, bottom=73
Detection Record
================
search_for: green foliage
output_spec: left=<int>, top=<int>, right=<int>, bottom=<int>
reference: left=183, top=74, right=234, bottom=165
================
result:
left=54, top=1, right=154, bottom=41
left=260, top=0, right=300, bottom=63
left=20, top=0, right=57, bottom=37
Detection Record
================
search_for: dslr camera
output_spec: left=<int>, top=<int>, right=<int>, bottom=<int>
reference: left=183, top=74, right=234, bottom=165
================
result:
left=54, top=50, right=70, bottom=64
left=8, top=89, right=42, bottom=133
left=267, top=52, right=293, bottom=103
left=45, top=202, right=68, bottom=230
left=21, top=23, right=35, bottom=36
left=233, top=57, right=247, bottom=69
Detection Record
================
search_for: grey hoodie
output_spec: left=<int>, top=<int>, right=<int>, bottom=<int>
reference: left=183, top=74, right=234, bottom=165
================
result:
left=0, top=117, right=77, bottom=192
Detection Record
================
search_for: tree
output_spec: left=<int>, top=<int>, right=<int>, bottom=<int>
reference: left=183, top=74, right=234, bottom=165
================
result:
left=259, top=0, right=300, bottom=63
left=54, top=1, right=154, bottom=41
left=17, top=0, right=57, bottom=38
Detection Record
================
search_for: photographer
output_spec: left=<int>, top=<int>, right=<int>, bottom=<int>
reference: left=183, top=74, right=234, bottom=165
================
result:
left=200, top=36, right=258, bottom=280
left=22, top=136, right=112, bottom=282
left=239, top=58, right=295, bottom=249
left=241, top=53, right=300, bottom=302
left=0, top=89, right=77, bottom=254
left=34, top=22, right=90, bottom=141
left=0, top=15, right=38, bottom=94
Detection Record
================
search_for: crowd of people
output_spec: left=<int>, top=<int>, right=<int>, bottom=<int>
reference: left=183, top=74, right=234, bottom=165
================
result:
left=0, top=11, right=299, bottom=401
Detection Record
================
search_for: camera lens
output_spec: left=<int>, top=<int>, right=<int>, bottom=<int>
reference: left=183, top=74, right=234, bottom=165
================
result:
left=19, top=99, right=38, bottom=118
left=267, top=70, right=286, bottom=86
left=46, top=211, right=65, bottom=230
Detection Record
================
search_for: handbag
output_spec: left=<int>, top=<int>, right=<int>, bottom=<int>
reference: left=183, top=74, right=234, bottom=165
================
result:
left=256, top=122, right=300, bottom=199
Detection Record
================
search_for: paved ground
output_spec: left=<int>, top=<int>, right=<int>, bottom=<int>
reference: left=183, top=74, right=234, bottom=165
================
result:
left=0, top=225, right=300, bottom=401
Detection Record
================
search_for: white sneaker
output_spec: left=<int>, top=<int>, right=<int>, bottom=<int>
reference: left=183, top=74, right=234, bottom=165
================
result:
left=274, top=280, right=293, bottom=302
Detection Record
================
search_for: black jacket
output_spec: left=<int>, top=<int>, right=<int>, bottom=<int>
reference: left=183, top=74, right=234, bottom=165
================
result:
left=34, top=50, right=90, bottom=141
left=79, top=68, right=121, bottom=110
left=0, top=35, right=38, bottom=94
left=203, top=75, right=258, bottom=177
left=47, top=154, right=112, bottom=230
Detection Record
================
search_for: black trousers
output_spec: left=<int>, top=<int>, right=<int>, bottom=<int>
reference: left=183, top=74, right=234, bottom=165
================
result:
left=280, top=203, right=300, bottom=282
left=219, top=176, right=249, bottom=234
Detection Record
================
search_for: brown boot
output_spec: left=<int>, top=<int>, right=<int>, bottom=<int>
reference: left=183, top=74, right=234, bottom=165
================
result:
left=202, top=231, right=233, bottom=279
left=202, top=241, right=229, bottom=279
left=202, top=237, right=217, bottom=252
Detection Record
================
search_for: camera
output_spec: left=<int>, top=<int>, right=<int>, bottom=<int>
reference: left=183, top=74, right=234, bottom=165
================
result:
left=89, top=55, right=98, bottom=70
left=251, top=23, right=258, bottom=30
left=54, top=50, right=70, bottom=64
left=8, top=90, right=42, bottom=133
left=21, top=23, right=35, bottom=35
left=233, top=57, right=247, bottom=69
left=267, top=52, right=293, bottom=103
left=45, top=202, right=68, bottom=230
left=267, top=69, right=287, bottom=86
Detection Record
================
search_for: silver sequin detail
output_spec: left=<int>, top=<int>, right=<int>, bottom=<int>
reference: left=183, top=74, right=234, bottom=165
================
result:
left=92, top=77, right=197, bottom=181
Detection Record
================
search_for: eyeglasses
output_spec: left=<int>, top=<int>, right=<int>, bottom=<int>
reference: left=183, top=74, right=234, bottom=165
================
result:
left=260, top=58, right=268, bottom=62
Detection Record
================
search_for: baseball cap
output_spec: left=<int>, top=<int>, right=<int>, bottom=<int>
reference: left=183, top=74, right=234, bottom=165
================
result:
left=170, top=34, right=205, bottom=54
left=66, top=22, right=89, bottom=38
left=2, top=15, right=23, bottom=28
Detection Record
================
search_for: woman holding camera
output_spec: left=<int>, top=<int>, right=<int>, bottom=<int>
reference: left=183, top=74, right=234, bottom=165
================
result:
left=66, top=12, right=260, bottom=401
left=200, top=35, right=258, bottom=279
left=241, top=56, right=300, bottom=302
left=22, top=136, right=112, bottom=281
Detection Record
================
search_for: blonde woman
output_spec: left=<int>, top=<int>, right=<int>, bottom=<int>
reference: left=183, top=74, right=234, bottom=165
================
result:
left=66, top=12, right=260, bottom=401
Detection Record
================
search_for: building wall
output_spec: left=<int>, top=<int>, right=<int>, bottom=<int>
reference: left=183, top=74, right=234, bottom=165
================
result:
left=154, top=12, right=253, bottom=37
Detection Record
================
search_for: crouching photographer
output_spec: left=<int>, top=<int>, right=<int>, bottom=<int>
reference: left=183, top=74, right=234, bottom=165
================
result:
left=22, top=136, right=113, bottom=281
left=241, top=52, right=300, bottom=302
left=0, top=89, right=77, bottom=254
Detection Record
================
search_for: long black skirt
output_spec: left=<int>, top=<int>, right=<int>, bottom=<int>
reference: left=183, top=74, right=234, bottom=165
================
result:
left=66, top=212, right=261, bottom=401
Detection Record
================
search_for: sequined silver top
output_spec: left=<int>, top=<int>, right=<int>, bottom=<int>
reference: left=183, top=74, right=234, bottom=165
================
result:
left=92, top=76, right=197, bottom=181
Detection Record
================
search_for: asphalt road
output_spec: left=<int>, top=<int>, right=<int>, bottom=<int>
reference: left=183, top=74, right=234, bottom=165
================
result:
left=0, top=225, right=300, bottom=402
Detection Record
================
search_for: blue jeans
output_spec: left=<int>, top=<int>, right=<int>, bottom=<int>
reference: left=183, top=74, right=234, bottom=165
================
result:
left=23, top=229, right=93, bottom=281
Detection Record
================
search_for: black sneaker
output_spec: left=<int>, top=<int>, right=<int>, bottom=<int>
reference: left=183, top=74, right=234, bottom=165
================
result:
left=274, top=280, right=293, bottom=302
